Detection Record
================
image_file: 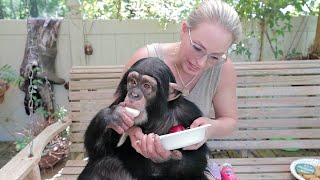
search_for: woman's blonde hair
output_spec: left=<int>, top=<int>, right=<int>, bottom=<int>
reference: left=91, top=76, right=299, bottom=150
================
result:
left=186, top=0, right=242, bottom=43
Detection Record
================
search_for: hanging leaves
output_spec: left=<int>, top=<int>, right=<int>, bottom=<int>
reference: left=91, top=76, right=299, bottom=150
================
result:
left=0, top=64, right=24, bottom=86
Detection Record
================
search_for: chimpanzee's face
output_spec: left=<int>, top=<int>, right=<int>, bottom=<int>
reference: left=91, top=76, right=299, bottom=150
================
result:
left=124, top=71, right=158, bottom=113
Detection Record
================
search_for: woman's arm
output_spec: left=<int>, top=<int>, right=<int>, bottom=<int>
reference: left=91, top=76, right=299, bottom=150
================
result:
left=183, top=59, right=238, bottom=150
left=209, top=59, right=238, bottom=137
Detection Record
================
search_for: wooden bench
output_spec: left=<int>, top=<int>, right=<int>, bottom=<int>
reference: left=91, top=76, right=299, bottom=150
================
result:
left=1, top=60, right=319, bottom=180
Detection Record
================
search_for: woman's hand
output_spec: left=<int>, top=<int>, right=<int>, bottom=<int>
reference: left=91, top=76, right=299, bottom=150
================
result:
left=182, top=117, right=211, bottom=150
left=127, top=126, right=182, bottom=163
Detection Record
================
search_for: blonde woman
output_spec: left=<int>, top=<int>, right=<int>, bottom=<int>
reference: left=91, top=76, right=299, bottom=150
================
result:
left=117, top=0, right=241, bottom=179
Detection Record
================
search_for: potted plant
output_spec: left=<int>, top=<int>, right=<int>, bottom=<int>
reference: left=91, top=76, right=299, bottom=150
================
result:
left=0, top=64, right=23, bottom=103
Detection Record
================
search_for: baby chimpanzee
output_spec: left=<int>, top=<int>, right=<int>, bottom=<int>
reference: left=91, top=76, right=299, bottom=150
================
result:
left=78, top=57, right=209, bottom=180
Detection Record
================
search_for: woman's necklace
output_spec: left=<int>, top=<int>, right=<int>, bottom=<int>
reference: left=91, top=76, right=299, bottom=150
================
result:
left=174, top=63, right=198, bottom=96
left=173, top=43, right=198, bottom=96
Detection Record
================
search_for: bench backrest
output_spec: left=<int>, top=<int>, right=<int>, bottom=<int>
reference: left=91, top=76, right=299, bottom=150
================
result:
left=68, top=60, right=320, bottom=157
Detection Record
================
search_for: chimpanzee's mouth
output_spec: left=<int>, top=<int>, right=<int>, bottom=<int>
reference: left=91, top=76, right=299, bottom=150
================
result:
left=134, top=111, right=147, bottom=125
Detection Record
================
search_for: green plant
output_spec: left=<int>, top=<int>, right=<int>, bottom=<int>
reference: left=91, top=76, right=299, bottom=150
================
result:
left=15, top=133, right=33, bottom=151
left=285, top=48, right=303, bottom=59
left=0, top=64, right=24, bottom=86
left=54, top=106, right=68, bottom=121
left=12, top=64, right=68, bottom=152
left=225, top=0, right=319, bottom=60
left=35, top=106, right=67, bottom=121
left=15, top=106, right=68, bottom=151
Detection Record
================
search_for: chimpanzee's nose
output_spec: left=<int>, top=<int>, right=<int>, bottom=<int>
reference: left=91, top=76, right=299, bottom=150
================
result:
left=132, top=92, right=138, bottom=97
left=128, top=89, right=143, bottom=101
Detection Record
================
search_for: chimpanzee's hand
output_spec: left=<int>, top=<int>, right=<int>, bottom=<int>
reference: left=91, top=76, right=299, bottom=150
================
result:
left=127, top=127, right=182, bottom=163
left=105, top=102, right=135, bottom=134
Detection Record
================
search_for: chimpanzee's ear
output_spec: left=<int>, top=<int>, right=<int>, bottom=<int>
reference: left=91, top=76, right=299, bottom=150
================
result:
left=168, top=83, right=182, bottom=101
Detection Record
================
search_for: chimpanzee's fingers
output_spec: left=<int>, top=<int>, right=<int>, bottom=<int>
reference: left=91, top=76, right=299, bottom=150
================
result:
left=121, top=111, right=135, bottom=127
left=114, top=117, right=130, bottom=131
left=129, top=131, right=143, bottom=154
left=127, top=126, right=144, bottom=140
left=154, top=134, right=171, bottom=160
left=140, top=134, right=149, bottom=158
left=146, top=133, right=156, bottom=157
left=170, top=150, right=182, bottom=160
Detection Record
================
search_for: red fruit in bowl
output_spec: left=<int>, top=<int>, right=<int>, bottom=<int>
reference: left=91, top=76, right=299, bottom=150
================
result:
left=168, top=125, right=186, bottom=134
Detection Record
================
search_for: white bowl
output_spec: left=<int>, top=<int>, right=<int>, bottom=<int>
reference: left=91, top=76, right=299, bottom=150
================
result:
left=290, top=158, right=320, bottom=180
left=159, top=124, right=211, bottom=150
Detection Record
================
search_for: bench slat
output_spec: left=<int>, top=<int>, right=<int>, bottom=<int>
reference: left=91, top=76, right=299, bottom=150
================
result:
left=234, top=63, right=320, bottom=70
left=70, top=118, right=320, bottom=133
left=70, top=72, right=122, bottom=80
left=70, top=129, right=320, bottom=143
left=207, top=140, right=320, bottom=150
left=60, top=157, right=320, bottom=179
left=69, top=73, right=320, bottom=90
left=70, top=68, right=123, bottom=74
left=237, top=68, right=320, bottom=76
left=70, top=101, right=113, bottom=111
left=236, top=173, right=293, bottom=180
left=69, top=86, right=320, bottom=100
left=213, top=156, right=320, bottom=165
left=238, top=96, right=320, bottom=107
left=69, top=91, right=115, bottom=101
left=62, top=157, right=320, bottom=167
left=58, top=168, right=293, bottom=180
left=69, top=80, right=120, bottom=90
left=237, top=86, right=320, bottom=96
left=236, top=165, right=289, bottom=173
left=70, top=107, right=320, bottom=121
left=238, top=107, right=319, bottom=118
left=237, top=75, right=320, bottom=86
left=70, top=144, right=84, bottom=153
left=58, top=175, right=79, bottom=180
left=219, top=129, right=320, bottom=139
left=237, top=119, right=320, bottom=128
left=69, top=96, right=320, bottom=110
left=70, top=78, right=319, bottom=92
left=61, top=167, right=83, bottom=175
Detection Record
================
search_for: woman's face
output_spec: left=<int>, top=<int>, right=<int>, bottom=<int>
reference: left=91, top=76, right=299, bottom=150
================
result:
left=179, top=22, right=233, bottom=75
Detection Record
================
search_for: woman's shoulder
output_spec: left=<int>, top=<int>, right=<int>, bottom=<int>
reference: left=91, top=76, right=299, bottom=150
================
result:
left=217, top=59, right=236, bottom=89
left=221, top=59, right=236, bottom=75
left=125, top=46, right=150, bottom=70
left=125, top=43, right=176, bottom=72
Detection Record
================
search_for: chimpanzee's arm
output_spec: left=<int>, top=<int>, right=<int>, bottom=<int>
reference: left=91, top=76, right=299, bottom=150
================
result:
left=84, top=105, right=121, bottom=160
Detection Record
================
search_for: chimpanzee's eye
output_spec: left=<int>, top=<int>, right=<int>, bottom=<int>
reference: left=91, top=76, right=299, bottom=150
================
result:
left=143, top=83, right=151, bottom=89
left=129, top=78, right=137, bottom=86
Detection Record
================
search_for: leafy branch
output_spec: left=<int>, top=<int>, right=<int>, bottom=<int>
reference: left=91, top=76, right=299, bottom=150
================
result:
left=0, top=64, right=24, bottom=86
left=226, top=0, right=319, bottom=60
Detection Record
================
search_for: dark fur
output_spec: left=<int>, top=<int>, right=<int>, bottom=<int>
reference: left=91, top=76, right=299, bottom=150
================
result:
left=79, top=58, right=209, bottom=180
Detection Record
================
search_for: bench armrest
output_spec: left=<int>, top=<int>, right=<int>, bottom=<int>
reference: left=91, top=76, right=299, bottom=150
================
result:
left=0, top=116, right=71, bottom=180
